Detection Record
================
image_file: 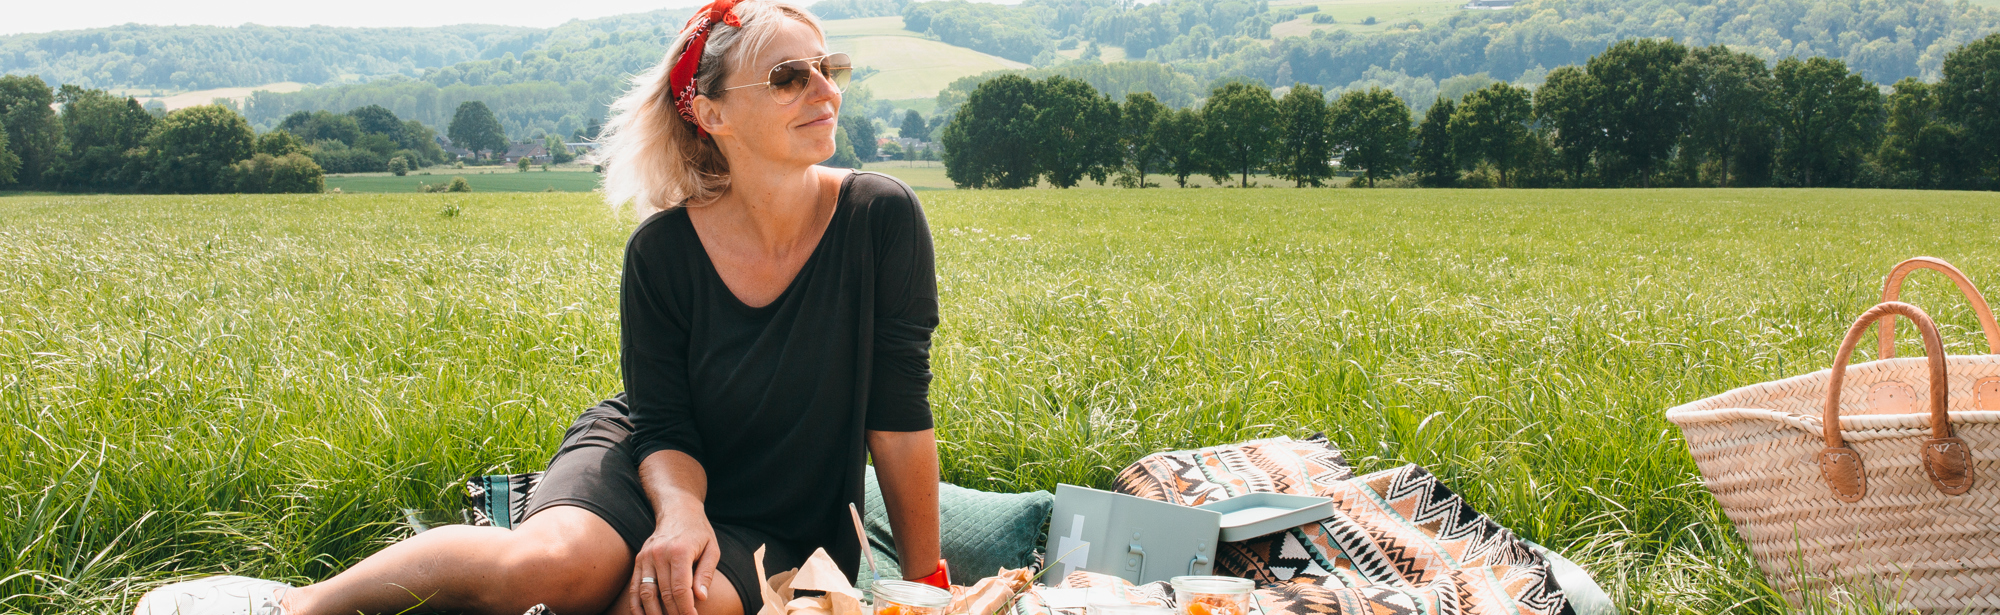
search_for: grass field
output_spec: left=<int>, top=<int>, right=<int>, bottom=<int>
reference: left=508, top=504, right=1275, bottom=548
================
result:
left=325, top=170, right=604, bottom=193
left=7, top=188, right=2000, bottom=613
left=823, top=16, right=1030, bottom=100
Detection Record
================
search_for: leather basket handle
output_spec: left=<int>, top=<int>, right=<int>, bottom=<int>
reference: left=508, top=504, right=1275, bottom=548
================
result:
left=1878, top=257, right=2000, bottom=358
left=1821, top=302, right=1973, bottom=502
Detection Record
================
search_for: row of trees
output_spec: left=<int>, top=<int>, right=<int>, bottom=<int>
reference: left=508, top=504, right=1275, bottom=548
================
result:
left=0, top=75, right=327, bottom=192
left=0, top=75, right=322, bottom=192
left=939, top=32, right=2000, bottom=191
left=276, top=104, right=449, bottom=173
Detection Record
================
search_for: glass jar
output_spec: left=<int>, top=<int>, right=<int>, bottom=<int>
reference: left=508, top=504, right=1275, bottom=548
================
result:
left=1169, top=576, right=1254, bottom=615
left=872, top=579, right=953, bottom=615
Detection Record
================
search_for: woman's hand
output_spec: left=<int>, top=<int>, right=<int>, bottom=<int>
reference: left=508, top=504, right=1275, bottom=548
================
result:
left=634, top=449, right=718, bottom=615
left=633, top=493, right=722, bottom=615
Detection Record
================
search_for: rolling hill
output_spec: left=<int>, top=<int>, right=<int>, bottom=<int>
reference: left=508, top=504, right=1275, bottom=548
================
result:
left=824, top=16, right=1028, bottom=100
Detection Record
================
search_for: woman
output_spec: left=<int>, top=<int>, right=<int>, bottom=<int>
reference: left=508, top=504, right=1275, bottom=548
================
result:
left=135, top=2, right=944, bottom=614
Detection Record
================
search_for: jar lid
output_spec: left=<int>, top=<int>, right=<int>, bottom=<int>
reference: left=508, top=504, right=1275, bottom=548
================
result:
left=873, top=579, right=953, bottom=608
left=1168, top=576, right=1253, bottom=595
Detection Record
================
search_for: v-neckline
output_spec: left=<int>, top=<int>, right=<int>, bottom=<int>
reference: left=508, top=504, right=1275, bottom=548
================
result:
left=690, top=172, right=854, bottom=312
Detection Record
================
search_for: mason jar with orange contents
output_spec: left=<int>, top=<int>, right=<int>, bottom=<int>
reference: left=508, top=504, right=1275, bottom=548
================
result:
left=872, top=579, right=953, bottom=615
left=1169, top=576, right=1253, bottom=615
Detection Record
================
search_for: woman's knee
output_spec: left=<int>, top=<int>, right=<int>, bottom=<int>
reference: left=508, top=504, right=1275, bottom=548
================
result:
left=485, top=507, right=633, bottom=613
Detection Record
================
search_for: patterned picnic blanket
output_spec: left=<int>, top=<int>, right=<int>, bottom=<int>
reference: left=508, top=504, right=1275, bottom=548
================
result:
left=478, top=435, right=1571, bottom=615
left=1048, top=435, right=1573, bottom=615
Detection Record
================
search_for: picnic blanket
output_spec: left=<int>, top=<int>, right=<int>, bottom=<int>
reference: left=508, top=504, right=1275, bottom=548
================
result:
left=1080, top=435, right=1576, bottom=615
left=471, top=434, right=1582, bottom=615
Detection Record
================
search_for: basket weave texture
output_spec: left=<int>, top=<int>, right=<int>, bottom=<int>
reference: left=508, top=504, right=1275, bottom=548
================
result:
left=1669, top=302, right=2000, bottom=611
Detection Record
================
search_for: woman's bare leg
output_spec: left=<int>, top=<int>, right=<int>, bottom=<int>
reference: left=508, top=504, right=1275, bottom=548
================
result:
left=278, top=505, right=632, bottom=615
left=602, top=564, right=742, bottom=615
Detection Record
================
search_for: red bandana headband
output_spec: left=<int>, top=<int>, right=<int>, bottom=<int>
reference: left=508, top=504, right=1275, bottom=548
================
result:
left=670, top=0, right=743, bottom=138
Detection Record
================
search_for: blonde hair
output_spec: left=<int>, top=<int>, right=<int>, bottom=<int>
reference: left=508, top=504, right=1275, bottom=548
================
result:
left=598, top=0, right=826, bottom=215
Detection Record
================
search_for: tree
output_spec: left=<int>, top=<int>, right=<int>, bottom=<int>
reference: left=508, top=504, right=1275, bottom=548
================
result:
left=148, top=105, right=256, bottom=193
left=1035, top=75, right=1121, bottom=188
left=255, top=131, right=308, bottom=157
left=1156, top=107, right=1204, bottom=188
left=1119, top=92, right=1167, bottom=187
left=1939, top=32, right=2000, bottom=178
left=518, top=156, right=532, bottom=172
left=1449, top=84, right=1535, bottom=186
left=448, top=101, right=507, bottom=161
left=0, top=75, right=60, bottom=188
left=899, top=110, right=929, bottom=141
left=843, top=115, right=879, bottom=162
left=389, top=156, right=410, bottom=176
left=1587, top=39, right=1692, bottom=185
left=1413, top=98, right=1458, bottom=187
left=1201, top=81, right=1281, bottom=187
left=1680, top=45, right=1774, bottom=187
left=545, top=134, right=575, bottom=164
left=0, top=119, right=19, bottom=186
left=1534, top=66, right=1601, bottom=185
left=400, top=120, right=447, bottom=165
left=347, top=104, right=403, bottom=136
left=1273, top=84, right=1333, bottom=187
left=279, top=110, right=361, bottom=146
left=227, top=153, right=324, bottom=193
left=941, top=75, right=1040, bottom=189
left=1327, top=87, right=1411, bottom=187
left=1772, top=56, right=1884, bottom=187
left=825, top=125, right=863, bottom=168
left=50, top=86, right=155, bottom=191
left=1877, top=78, right=1968, bottom=188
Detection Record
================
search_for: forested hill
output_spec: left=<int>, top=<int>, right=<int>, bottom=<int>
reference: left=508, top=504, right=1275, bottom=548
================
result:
left=1189, top=0, right=2000, bottom=88
left=0, top=9, right=691, bottom=91
left=916, top=0, right=2000, bottom=87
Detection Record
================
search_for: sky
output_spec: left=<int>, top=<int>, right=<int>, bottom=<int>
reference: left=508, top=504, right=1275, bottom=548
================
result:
left=1, top=0, right=713, bottom=36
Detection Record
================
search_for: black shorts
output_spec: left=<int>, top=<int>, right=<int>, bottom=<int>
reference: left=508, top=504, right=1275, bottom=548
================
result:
left=522, top=396, right=808, bottom=615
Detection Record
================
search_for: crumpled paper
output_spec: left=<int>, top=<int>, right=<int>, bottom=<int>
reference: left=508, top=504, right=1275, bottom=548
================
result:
left=752, top=545, right=1034, bottom=615
left=754, top=546, right=866, bottom=615
left=946, top=566, right=1035, bottom=615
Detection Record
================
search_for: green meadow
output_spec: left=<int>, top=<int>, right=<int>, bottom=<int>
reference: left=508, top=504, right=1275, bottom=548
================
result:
left=5, top=188, right=2000, bottom=613
left=325, top=170, right=605, bottom=194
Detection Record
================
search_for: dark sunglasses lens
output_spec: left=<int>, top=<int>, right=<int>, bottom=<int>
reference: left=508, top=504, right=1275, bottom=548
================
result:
left=768, top=63, right=810, bottom=102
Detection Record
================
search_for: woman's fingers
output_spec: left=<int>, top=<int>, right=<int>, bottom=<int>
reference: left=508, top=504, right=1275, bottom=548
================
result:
left=636, top=559, right=666, bottom=615
left=669, top=539, right=702, bottom=615
left=694, top=537, right=722, bottom=601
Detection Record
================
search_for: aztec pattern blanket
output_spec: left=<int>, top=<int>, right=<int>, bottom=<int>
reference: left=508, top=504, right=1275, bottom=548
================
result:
left=1102, top=435, right=1572, bottom=615
left=472, top=435, right=1570, bottom=615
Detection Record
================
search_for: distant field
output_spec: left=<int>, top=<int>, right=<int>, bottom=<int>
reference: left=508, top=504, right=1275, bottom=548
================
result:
left=326, top=170, right=602, bottom=193
left=1270, top=0, right=1468, bottom=38
left=823, top=16, right=1028, bottom=100
left=121, top=82, right=308, bottom=112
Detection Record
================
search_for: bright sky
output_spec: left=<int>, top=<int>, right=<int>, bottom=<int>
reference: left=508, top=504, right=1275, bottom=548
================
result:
left=1, top=0, right=713, bottom=36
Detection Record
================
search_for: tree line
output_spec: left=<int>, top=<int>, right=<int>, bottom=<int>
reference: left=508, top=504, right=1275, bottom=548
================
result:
left=940, top=32, right=2000, bottom=190
left=0, top=75, right=322, bottom=193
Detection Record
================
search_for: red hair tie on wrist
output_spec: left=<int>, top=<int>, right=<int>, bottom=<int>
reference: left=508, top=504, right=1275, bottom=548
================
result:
left=914, top=559, right=949, bottom=589
left=669, top=0, right=743, bottom=138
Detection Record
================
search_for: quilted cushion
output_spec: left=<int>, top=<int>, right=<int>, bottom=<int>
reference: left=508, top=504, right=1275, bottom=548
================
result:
left=859, top=466, right=1053, bottom=585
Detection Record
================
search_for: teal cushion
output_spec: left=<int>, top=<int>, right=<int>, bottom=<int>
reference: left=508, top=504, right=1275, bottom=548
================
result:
left=860, top=466, right=1053, bottom=585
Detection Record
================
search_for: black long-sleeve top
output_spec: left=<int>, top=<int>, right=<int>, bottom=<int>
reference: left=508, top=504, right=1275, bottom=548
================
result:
left=620, top=171, right=939, bottom=577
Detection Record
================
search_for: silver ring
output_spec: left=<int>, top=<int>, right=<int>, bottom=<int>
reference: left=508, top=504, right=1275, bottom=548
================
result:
left=641, top=577, right=657, bottom=584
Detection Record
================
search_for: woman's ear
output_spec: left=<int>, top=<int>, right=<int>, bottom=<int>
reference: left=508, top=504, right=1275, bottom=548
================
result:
left=691, top=94, right=732, bottom=137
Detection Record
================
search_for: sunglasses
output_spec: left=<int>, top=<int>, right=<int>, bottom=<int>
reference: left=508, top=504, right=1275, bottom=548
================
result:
left=719, top=52, right=853, bottom=104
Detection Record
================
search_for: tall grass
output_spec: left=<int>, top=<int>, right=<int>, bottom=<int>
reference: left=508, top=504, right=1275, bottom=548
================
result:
left=3, top=188, right=1997, bottom=613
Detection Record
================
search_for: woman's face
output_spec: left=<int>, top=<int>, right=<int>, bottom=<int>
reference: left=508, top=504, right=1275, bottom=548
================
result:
left=697, top=17, right=842, bottom=167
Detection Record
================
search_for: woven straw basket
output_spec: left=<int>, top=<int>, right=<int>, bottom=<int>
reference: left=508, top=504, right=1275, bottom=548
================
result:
left=1666, top=258, right=2000, bottom=612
